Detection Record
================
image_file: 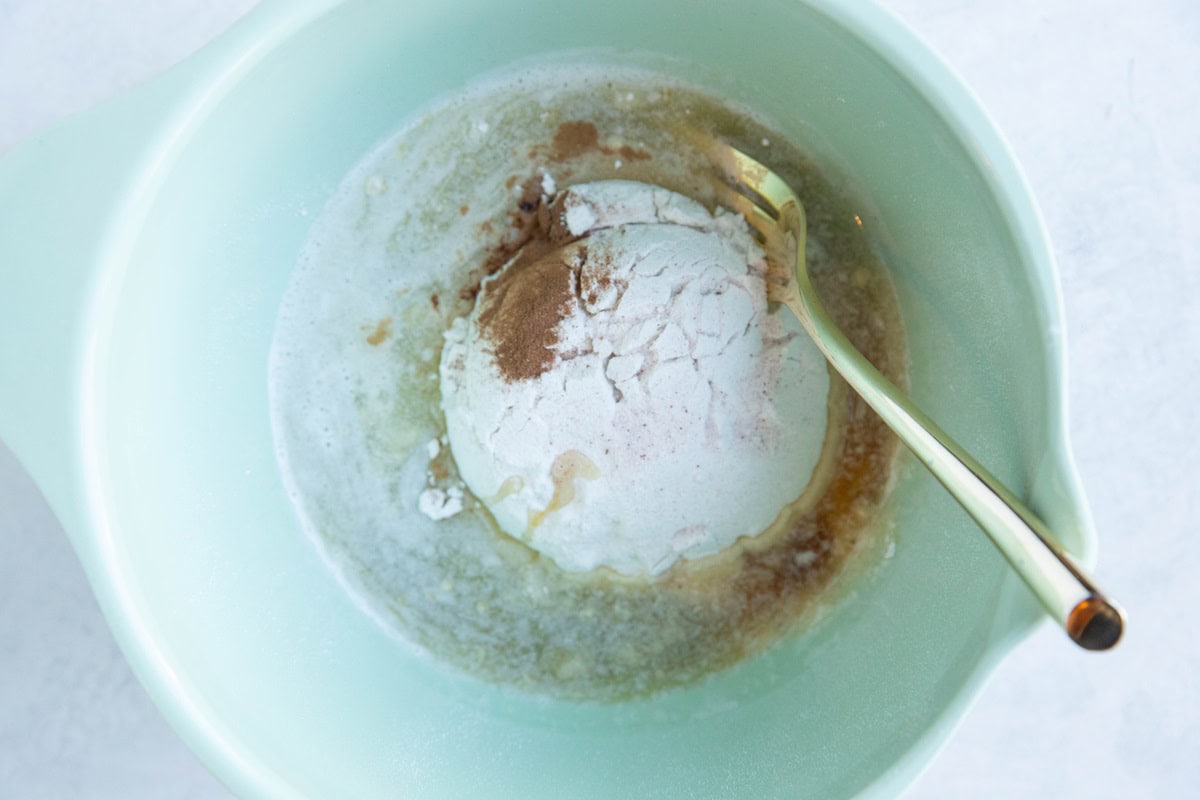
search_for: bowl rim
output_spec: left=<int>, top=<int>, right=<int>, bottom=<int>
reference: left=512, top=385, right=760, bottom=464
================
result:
left=72, top=0, right=1093, bottom=797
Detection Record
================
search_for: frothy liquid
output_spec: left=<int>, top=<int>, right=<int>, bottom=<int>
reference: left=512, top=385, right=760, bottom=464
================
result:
left=269, top=59, right=907, bottom=701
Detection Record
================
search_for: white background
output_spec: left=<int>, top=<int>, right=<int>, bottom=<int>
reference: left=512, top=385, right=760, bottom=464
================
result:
left=1, top=1, right=1196, bottom=797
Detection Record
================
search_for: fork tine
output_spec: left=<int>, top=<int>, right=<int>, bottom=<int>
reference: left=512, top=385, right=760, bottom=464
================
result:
left=723, top=148, right=800, bottom=218
left=700, top=163, right=799, bottom=304
left=675, top=125, right=808, bottom=302
left=707, top=178, right=776, bottom=241
left=677, top=126, right=806, bottom=242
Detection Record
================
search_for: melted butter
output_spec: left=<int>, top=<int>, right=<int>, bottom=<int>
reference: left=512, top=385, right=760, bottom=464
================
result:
left=528, top=450, right=600, bottom=530
left=485, top=475, right=525, bottom=505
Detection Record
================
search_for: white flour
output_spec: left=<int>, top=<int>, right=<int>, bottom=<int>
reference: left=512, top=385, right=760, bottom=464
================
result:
left=440, top=181, right=830, bottom=574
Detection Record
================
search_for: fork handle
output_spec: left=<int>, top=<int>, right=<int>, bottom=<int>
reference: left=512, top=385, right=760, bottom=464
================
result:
left=789, top=280, right=1124, bottom=651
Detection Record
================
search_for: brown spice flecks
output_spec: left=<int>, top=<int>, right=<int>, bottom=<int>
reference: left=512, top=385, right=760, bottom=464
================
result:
left=460, top=234, right=526, bottom=305
left=475, top=247, right=576, bottom=383
left=460, top=205, right=469, bottom=215
left=537, top=192, right=580, bottom=245
left=514, top=174, right=542, bottom=215
left=430, top=293, right=440, bottom=311
left=613, top=144, right=651, bottom=161
left=365, top=317, right=392, bottom=346
left=460, top=175, right=549, bottom=304
left=546, top=120, right=653, bottom=165
left=580, top=252, right=620, bottom=308
left=464, top=147, right=648, bottom=381
left=551, top=121, right=600, bottom=161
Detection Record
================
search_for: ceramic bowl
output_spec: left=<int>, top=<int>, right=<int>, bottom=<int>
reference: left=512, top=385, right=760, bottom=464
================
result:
left=0, top=1, right=1095, bottom=797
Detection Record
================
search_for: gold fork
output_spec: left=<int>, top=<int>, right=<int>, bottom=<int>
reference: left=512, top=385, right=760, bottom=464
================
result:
left=684, top=130, right=1124, bottom=651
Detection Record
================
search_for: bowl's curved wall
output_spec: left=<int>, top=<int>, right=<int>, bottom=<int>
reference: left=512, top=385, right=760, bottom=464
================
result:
left=55, top=0, right=1088, bottom=797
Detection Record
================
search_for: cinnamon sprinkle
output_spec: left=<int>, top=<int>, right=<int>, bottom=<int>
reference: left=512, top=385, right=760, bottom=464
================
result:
left=547, top=120, right=652, bottom=163
left=613, top=144, right=651, bottom=161
left=551, top=121, right=600, bottom=161
left=462, top=122, right=649, bottom=381
left=475, top=247, right=577, bottom=383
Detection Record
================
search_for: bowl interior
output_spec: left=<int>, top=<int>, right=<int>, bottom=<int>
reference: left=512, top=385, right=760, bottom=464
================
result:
left=92, top=0, right=1068, bottom=797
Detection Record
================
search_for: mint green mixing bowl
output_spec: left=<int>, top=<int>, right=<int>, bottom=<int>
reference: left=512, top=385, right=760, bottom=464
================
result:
left=0, top=0, right=1096, bottom=797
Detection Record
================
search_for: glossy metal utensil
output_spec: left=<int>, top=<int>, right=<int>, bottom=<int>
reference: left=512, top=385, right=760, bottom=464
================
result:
left=685, top=130, right=1125, bottom=651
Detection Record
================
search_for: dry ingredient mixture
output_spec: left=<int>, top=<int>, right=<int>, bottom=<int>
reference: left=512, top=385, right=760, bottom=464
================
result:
left=269, top=60, right=907, bottom=701
left=439, top=180, right=832, bottom=576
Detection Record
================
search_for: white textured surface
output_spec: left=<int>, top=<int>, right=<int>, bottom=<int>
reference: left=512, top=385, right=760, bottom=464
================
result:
left=0, top=1, right=1196, bottom=797
left=441, top=181, right=829, bottom=576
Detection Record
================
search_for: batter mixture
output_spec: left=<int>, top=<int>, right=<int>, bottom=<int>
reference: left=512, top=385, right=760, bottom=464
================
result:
left=269, top=58, right=907, bottom=700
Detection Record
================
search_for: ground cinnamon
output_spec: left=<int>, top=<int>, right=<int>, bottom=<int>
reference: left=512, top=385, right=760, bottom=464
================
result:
left=549, top=120, right=651, bottom=163
left=469, top=120, right=648, bottom=381
left=551, top=121, right=600, bottom=161
left=476, top=248, right=576, bottom=383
